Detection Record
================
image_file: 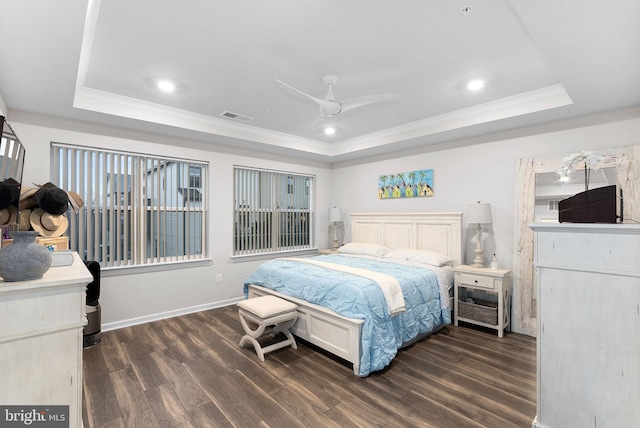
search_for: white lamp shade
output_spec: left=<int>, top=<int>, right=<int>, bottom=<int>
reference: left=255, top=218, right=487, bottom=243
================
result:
left=329, top=206, right=343, bottom=223
left=467, top=202, right=492, bottom=224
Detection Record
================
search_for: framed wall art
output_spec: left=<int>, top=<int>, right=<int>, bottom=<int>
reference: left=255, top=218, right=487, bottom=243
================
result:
left=378, top=169, right=433, bottom=199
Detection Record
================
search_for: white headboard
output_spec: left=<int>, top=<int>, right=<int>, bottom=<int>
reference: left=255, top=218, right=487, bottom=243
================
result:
left=350, top=212, right=464, bottom=266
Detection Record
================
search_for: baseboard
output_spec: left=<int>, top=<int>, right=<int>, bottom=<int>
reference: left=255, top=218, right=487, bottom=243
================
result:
left=511, top=324, right=537, bottom=338
left=102, top=296, right=245, bottom=332
left=531, top=415, right=549, bottom=428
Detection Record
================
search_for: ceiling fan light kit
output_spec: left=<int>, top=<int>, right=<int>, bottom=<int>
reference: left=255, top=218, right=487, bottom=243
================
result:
left=324, top=127, right=336, bottom=135
left=157, top=80, right=175, bottom=92
left=467, top=79, right=485, bottom=91
left=276, top=75, right=400, bottom=125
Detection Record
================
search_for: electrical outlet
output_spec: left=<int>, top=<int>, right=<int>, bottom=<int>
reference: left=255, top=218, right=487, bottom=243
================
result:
left=215, top=274, right=222, bottom=283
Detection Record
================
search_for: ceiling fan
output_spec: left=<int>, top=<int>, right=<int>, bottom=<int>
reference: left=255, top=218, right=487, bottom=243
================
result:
left=276, top=75, right=400, bottom=125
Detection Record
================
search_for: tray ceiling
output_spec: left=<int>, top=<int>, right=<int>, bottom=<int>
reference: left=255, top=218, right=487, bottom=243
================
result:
left=0, top=0, right=638, bottom=163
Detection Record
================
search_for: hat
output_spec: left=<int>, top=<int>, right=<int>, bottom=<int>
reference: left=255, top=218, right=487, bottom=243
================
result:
left=0, top=181, right=18, bottom=210
left=66, top=190, right=84, bottom=214
left=17, top=208, right=31, bottom=231
left=19, top=186, right=39, bottom=210
left=0, top=205, right=17, bottom=226
left=35, top=183, right=69, bottom=215
left=30, top=208, right=69, bottom=237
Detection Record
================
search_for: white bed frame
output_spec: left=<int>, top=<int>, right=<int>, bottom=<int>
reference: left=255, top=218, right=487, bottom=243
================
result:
left=247, top=212, right=463, bottom=375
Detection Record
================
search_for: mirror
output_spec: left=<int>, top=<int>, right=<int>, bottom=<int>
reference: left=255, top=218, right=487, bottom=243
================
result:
left=0, top=116, right=26, bottom=228
left=513, top=146, right=640, bottom=336
left=535, top=167, right=617, bottom=223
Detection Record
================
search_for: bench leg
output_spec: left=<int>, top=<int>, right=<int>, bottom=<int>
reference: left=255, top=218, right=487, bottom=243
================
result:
left=270, top=318, right=297, bottom=350
left=239, top=334, right=266, bottom=361
left=238, top=312, right=297, bottom=360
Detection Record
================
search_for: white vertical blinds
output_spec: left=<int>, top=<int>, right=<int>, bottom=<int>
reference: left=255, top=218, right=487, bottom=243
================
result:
left=51, top=143, right=207, bottom=268
left=234, top=166, right=313, bottom=255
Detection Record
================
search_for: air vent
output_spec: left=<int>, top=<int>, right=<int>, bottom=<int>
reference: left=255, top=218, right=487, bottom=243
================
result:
left=220, top=111, right=253, bottom=122
left=548, top=200, right=559, bottom=211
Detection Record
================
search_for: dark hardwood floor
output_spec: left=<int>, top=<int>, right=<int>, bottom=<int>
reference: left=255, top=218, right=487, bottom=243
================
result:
left=82, top=305, right=536, bottom=428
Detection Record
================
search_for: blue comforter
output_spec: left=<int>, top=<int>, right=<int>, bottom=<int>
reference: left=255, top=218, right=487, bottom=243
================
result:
left=243, top=254, right=451, bottom=376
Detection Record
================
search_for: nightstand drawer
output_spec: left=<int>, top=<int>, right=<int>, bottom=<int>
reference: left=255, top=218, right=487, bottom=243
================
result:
left=459, top=274, right=495, bottom=289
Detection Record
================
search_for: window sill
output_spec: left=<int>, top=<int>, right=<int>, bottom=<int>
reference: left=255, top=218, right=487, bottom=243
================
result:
left=230, top=248, right=319, bottom=263
left=100, top=258, right=213, bottom=277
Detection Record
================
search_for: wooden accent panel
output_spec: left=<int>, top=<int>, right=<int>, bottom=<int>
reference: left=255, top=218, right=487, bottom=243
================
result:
left=2, top=235, right=69, bottom=251
left=36, top=236, right=70, bottom=251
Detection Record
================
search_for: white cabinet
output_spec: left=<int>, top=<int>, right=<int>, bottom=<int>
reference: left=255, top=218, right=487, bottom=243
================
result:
left=531, top=223, right=640, bottom=428
left=0, top=252, right=92, bottom=428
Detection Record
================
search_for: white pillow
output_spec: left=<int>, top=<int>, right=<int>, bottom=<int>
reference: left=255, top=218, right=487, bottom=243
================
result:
left=384, top=248, right=453, bottom=267
left=337, top=242, right=392, bottom=257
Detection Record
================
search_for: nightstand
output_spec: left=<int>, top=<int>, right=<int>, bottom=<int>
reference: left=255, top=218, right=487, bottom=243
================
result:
left=453, top=265, right=511, bottom=337
left=318, top=248, right=340, bottom=255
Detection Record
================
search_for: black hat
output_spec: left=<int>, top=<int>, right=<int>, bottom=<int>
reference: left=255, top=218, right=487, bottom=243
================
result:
left=0, top=180, right=19, bottom=211
left=35, top=182, right=69, bottom=215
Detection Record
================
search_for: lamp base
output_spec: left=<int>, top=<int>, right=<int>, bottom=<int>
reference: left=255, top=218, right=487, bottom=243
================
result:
left=470, top=223, right=487, bottom=268
left=471, top=249, right=486, bottom=268
left=330, top=221, right=343, bottom=250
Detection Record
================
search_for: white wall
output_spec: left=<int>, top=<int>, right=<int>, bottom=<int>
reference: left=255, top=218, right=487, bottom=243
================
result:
left=333, top=110, right=640, bottom=262
left=8, top=113, right=333, bottom=329
left=330, top=109, right=640, bottom=333
left=6, top=108, right=640, bottom=333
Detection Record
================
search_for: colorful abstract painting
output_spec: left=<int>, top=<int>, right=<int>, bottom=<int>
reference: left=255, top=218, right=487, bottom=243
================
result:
left=378, top=169, right=433, bottom=199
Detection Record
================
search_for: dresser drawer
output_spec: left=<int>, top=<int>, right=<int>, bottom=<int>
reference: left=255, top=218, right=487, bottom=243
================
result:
left=459, top=273, right=495, bottom=290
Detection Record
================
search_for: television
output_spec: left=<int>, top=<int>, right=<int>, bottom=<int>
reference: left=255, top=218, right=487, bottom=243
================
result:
left=558, top=185, right=623, bottom=223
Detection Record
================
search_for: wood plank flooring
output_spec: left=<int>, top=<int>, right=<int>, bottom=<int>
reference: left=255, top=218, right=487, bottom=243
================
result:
left=82, top=305, right=536, bottom=428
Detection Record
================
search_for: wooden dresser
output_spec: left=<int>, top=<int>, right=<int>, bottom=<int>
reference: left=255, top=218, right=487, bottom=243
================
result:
left=531, top=223, right=640, bottom=428
left=0, top=252, right=92, bottom=428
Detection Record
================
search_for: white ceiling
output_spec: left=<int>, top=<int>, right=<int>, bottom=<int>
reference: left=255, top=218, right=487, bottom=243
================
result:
left=0, top=0, right=638, bottom=164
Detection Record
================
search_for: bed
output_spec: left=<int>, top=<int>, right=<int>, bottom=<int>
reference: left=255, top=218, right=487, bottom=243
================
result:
left=244, top=212, right=463, bottom=376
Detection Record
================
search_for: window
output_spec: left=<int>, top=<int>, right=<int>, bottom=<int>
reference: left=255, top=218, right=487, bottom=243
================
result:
left=189, top=165, right=201, bottom=188
left=234, top=166, right=314, bottom=255
left=51, top=143, right=208, bottom=268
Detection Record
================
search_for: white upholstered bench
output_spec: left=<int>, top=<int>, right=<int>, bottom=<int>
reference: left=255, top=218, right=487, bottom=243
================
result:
left=237, top=295, right=298, bottom=361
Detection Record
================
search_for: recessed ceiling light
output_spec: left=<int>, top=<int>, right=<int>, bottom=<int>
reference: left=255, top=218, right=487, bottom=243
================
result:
left=324, top=127, right=336, bottom=135
left=157, top=80, right=175, bottom=92
left=467, top=79, right=485, bottom=91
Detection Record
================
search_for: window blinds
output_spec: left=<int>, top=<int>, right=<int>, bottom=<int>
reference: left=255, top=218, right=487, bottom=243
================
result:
left=234, top=166, right=313, bottom=255
left=51, top=143, right=207, bottom=267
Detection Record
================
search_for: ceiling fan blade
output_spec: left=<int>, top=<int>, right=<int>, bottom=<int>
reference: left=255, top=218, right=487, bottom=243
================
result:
left=275, top=79, right=325, bottom=105
left=311, top=114, right=327, bottom=126
left=340, top=94, right=400, bottom=113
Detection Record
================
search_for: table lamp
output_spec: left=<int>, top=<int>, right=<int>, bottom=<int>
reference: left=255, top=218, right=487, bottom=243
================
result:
left=329, top=206, right=343, bottom=250
left=467, top=201, right=492, bottom=268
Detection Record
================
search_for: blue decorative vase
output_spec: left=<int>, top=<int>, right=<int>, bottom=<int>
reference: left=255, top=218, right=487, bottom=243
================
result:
left=0, top=231, right=52, bottom=282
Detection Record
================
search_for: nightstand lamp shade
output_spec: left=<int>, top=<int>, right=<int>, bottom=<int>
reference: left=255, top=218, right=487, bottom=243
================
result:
left=329, top=206, right=344, bottom=250
left=467, top=202, right=492, bottom=268
left=329, top=207, right=343, bottom=223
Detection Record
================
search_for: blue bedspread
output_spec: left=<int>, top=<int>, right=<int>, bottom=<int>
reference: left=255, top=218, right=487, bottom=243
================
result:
left=243, top=254, right=451, bottom=376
